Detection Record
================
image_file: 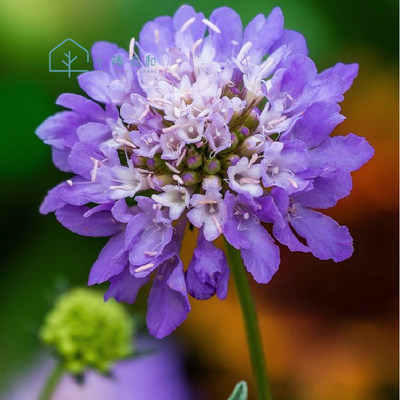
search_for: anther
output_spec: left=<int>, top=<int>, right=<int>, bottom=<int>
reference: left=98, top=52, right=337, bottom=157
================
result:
left=202, top=18, right=221, bottom=34
left=180, top=17, right=196, bottom=33
left=134, top=263, right=155, bottom=273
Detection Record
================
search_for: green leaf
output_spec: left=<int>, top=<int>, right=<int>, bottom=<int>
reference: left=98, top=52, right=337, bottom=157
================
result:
left=227, top=381, right=248, bottom=400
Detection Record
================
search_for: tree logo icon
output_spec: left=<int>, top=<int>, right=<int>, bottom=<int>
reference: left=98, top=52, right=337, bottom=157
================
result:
left=49, top=39, right=89, bottom=78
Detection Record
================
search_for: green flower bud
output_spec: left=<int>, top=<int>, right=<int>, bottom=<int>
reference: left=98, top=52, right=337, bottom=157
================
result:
left=146, top=154, right=164, bottom=171
left=204, top=158, right=221, bottom=174
left=181, top=170, right=202, bottom=186
left=243, top=110, right=259, bottom=131
left=40, top=288, right=134, bottom=374
left=186, top=151, right=203, bottom=169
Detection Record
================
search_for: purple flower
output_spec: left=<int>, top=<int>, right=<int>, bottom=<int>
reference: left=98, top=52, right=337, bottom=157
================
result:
left=36, top=5, right=374, bottom=337
left=3, top=339, right=191, bottom=400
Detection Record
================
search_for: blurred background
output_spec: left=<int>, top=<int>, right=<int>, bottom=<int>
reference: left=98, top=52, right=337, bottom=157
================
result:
left=0, top=0, right=398, bottom=399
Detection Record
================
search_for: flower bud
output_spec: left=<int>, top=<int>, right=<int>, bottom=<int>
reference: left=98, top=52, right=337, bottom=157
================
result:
left=146, top=155, right=164, bottom=170
left=204, top=158, right=221, bottom=174
left=186, top=151, right=203, bottom=169
left=221, top=154, right=240, bottom=169
left=244, top=109, right=259, bottom=131
left=40, top=288, right=134, bottom=374
left=181, top=170, right=201, bottom=186
left=151, top=173, right=173, bottom=189
left=132, top=156, right=147, bottom=168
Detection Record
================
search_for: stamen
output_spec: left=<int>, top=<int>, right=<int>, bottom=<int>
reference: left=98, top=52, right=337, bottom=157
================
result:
left=237, top=41, right=253, bottom=63
left=248, top=153, right=259, bottom=167
left=202, top=18, right=221, bottom=34
left=154, top=29, right=160, bottom=45
left=91, top=158, right=99, bottom=182
left=147, top=174, right=155, bottom=189
left=287, top=177, right=298, bottom=189
left=134, top=263, right=155, bottom=273
left=136, top=168, right=150, bottom=174
left=212, top=214, right=222, bottom=233
left=67, top=179, right=73, bottom=186
left=144, top=251, right=158, bottom=256
left=173, top=174, right=184, bottom=185
left=109, top=185, right=132, bottom=190
left=162, top=125, right=179, bottom=133
left=115, top=138, right=136, bottom=148
left=138, top=106, right=150, bottom=121
left=243, top=212, right=250, bottom=220
left=197, top=199, right=218, bottom=205
left=267, top=116, right=286, bottom=129
left=191, top=39, right=203, bottom=55
left=176, top=148, right=187, bottom=167
left=180, top=17, right=196, bottom=33
left=129, top=37, right=135, bottom=60
left=165, top=162, right=180, bottom=174
left=239, top=177, right=260, bottom=185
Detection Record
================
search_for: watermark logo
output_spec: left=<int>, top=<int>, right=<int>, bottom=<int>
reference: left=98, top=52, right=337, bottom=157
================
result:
left=49, top=39, right=89, bottom=78
left=93, top=54, right=158, bottom=70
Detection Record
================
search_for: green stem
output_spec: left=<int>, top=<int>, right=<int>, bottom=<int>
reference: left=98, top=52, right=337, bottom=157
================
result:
left=37, top=361, right=64, bottom=400
left=225, top=241, right=272, bottom=400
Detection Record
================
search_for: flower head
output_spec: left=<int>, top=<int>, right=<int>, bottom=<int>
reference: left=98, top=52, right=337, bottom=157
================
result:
left=40, top=288, right=134, bottom=373
left=37, top=5, right=374, bottom=338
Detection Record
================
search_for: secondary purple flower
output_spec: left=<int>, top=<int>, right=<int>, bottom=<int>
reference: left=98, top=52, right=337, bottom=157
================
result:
left=4, top=339, right=191, bottom=400
left=37, top=5, right=374, bottom=338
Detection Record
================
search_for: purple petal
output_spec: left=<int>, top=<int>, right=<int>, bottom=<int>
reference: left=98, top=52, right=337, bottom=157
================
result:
left=273, top=220, right=310, bottom=253
left=55, top=204, right=121, bottom=237
left=56, top=93, right=105, bottom=120
left=173, top=5, right=205, bottom=45
left=105, top=266, right=149, bottom=304
left=36, top=111, right=82, bottom=149
left=76, top=122, right=110, bottom=144
left=255, top=195, right=285, bottom=225
left=239, top=222, right=280, bottom=284
left=57, top=178, right=110, bottom=206
left=139, top=16, right=175, bottom=60
left=146, top=258, right=190, bottom=338
left=281, top=54, right=317, bottom=99
left=294, top=169, right=352, bottom=209
left=290, top=206, right=353, bottom=262
left=223, top=192, right=280, bottom=283
left=51, top=148, right=70, bottom=172
left=223, top=192, right=251, bottom=249
left=39, top=183, right=67, bottom=214
left=309, top=63, right=358, bottom=104
left=124, top=212, right=151, bottom=248
left=68, top=142, right=103, bottom=180
left=209, top=7, right=242, bottom=59
left=186, top=231, right=229, bottom=300
left=111, top=199, right=138, bottom=223
left=91, top=41, right=123, bottom=72
left=287, top=102, right=345, bottom=148
left=243, top=8, right=284, bottom=62
left=270, top=29, right=308, bottom=56
left=309, top=133, right=375, bottom=172
left=88, top=231, right=128, bottom=284
left=78, top=71, right=112, bottom=103
left=318, top=63, right=358, bottom=94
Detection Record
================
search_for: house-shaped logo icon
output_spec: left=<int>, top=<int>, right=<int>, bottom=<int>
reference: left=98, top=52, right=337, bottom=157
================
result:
left=49, top=39, right=89, bottom=78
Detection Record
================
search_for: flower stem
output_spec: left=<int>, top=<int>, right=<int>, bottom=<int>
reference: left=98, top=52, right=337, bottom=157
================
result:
left=37, top=361, right=64, bottom=400
left=225, top=241, right=272, bottom=400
